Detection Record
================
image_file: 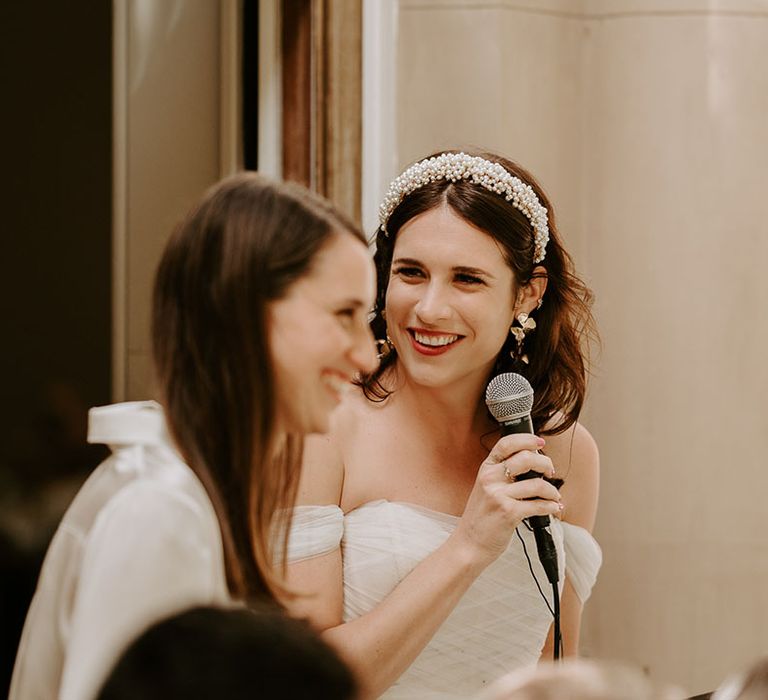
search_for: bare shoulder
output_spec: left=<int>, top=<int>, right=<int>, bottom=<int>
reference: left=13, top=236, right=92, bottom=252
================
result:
left=297, top=388, right=378, bottom=506
left=543, top=419, right=600, bottom=532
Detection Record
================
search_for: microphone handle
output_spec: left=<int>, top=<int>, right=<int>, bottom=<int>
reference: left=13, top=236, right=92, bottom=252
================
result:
left=498, top=414, right=549, bottom=527
left=499, top=414, right=560, bottom=584
left=498, top=414, right=534, bottom=436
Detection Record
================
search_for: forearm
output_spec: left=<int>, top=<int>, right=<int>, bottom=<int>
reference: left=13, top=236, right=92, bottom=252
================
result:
left=322, top=534, right=486, bottom=699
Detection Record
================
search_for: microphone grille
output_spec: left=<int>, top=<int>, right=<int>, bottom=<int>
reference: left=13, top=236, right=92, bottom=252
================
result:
left=485, top=373, right=534, bottom=422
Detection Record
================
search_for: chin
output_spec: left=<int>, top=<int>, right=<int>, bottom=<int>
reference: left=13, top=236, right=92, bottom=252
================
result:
left=310, top=416, right=331, bottom=435
left=405, top=367, right=454, bottom=389
left=405, top=360, right=491, bottom=391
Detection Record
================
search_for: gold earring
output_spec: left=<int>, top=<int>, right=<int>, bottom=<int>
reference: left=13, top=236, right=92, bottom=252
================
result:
left=509, top=312, right=536, bottom=364
left=376, top=335, right=395, bottom=360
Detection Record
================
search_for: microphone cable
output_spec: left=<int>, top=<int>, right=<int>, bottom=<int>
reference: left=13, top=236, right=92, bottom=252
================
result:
left=516, top=526, right=562, bottom=661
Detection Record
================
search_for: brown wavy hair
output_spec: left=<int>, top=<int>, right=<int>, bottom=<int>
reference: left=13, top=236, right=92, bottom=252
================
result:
left=152, top=172, right=364, bottom=604
left=362, top=150, right=596, bottom=435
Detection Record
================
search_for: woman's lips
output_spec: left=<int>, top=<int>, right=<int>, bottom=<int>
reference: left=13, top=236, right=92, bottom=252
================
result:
left=406, top=329, right=463, bottom=356
left=321, top=371, right=352, bottom=401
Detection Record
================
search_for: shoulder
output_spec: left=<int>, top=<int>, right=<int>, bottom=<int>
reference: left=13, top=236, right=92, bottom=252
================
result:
left=58, top=481, right=226, bottom=700
left=76, top=475, right=226, bottom=613
left=543, top=419, right=599, bottom=532
left=543, top=419, right=599, bottom=477
left=298, top=388, right=380, bottom=506
left=91, top=477, right=219, bottom=555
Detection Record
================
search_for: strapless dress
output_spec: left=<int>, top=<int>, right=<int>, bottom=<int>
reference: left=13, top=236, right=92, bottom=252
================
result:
left=287, top=500, right=601, bottom=699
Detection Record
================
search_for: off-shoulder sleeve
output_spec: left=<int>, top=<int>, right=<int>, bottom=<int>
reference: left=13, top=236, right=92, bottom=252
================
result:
left=285, top=505, right=344, bottom=562
left=561, top=522, right=602, bottom=603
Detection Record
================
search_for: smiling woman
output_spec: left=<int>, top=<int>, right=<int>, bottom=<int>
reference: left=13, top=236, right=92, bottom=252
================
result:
left=269, top=231, right=377, bottom=435
left=386, top=205, right=526, bottom=379
left=285, top=150, right=600, bottom=699
left=9, top=173, right=376, bottom=700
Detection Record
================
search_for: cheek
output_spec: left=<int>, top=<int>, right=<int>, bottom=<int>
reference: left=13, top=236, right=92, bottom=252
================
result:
left=310, top=319, right=350, bottom=362
left=384, top=282, right=414, bottom=317
left=468, top=303, right=514, bottom=347
left=270, top=316, right=320, bottom=380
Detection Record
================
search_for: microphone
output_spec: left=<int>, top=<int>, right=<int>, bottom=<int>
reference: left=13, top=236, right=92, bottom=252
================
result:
left=485, top=373, right=559, bottom=585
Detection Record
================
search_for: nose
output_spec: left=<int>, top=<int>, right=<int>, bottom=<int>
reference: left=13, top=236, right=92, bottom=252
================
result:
left=348, top=325, right=379, bottom=375
left=414, top=281, right=450, bottom=325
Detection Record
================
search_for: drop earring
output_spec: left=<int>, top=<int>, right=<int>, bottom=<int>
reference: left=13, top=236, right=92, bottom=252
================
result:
left=376, top=308, right=394, bottom=360
left=509, top=312, right=536, bottom=364
left=376, top=336, right=394, bottom=360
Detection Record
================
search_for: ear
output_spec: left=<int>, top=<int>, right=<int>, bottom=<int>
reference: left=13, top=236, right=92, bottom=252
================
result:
left=514, top=266, right=548, bottom=315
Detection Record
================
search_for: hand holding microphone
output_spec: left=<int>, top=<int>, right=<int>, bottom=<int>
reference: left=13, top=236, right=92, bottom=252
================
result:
left=450, top=381, right=561, bottom=571
left=485, top=372, right=561, bottom=585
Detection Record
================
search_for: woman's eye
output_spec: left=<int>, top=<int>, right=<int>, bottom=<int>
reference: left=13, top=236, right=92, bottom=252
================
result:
left=335, top=309, right=355, bottom=325
left=393, top=266, right=424, bottom=279
left=455, top=273, right=484, bottom=285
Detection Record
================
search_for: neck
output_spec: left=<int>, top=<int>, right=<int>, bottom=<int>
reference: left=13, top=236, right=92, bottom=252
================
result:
left=386, top=366, right=496, bottom=445
left=266, top=427, right=289, bottom=463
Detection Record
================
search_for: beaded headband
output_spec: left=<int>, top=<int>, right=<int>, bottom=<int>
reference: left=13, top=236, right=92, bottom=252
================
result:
left=378, top=152, right=550, bottom=263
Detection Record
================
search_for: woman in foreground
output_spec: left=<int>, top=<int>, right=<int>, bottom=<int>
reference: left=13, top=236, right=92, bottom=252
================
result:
left=287, top=151, right=602, bottom=698
left=10, top=173, right=377, bottom=700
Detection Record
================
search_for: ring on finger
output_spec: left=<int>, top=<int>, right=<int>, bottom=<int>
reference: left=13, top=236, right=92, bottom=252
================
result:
left=503, top=466, right=514, bottom=482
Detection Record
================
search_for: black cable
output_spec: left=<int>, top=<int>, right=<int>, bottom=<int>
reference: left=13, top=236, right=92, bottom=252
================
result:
left=516, top=528, right=554, bottom=616
left=552, top=581, right=562, bottom=660
left=515, top=526, right=562, bottom=662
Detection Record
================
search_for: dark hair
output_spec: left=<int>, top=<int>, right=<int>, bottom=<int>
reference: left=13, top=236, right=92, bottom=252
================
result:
left=152, top=172, right=365, bottom=604
left=97, top=606, right=358, bottom=700
left=362, top=150, right=596, bottom=435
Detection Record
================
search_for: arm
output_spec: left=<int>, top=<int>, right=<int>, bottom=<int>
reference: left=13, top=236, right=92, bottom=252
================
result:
left=540, top=421, right=600, bottom=660
left=287, top=431, right=563, bottom=699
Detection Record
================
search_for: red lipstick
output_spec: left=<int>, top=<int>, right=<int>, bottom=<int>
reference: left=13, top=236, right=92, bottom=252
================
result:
left=406, top=329, right=462, bottom=356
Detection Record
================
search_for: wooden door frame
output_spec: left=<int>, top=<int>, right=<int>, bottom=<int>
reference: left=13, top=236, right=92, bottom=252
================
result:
left=281, top=0, right=362, bottom=223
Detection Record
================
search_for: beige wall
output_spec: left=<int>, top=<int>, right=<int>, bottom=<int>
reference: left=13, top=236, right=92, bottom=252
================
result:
left=397, top=0, right=768, bottom=694
left=397, top=0, right=585, bottom=253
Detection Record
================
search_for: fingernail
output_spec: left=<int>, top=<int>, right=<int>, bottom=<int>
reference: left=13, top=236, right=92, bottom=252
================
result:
left=536, top=437, right=546, bottom=447
left=558, top=503, right=565, bottom=511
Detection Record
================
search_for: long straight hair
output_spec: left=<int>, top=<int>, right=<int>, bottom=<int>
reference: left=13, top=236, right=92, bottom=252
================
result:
left=363, top=151, right=596, bottom=436
left=152, top=172, right=364, bottom=604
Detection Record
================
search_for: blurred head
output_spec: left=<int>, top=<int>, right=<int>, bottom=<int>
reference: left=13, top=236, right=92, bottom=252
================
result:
left=97, top=606, right=358, bottom=700
left=365, top=150, right=595, bottom=434
left=478, top=659, right=685, bottom=700
left=268, top=228, right=377, bottom=435
left=712, top=656, right=768, bottom=700
left=152, top=172, right=375, bottom=603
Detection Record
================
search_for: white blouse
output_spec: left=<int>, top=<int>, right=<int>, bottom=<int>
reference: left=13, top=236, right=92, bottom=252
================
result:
left=288, top=500, right=602, bottom=699
left=10, top=402, right=231, bottom=700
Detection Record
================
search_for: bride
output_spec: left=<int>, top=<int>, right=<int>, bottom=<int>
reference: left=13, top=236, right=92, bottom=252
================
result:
left=285, top=151, right=602, bottom=699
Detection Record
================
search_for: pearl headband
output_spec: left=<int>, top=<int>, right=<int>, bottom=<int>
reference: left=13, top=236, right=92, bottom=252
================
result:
left=378, top=152, right=550, bottom=264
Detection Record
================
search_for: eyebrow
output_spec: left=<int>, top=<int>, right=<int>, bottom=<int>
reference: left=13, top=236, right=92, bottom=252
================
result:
left=392, top=257, right=496, bottom=280
left=337, top=298, right=366, bottom=308
left=453, top=265, right=495, bottom=280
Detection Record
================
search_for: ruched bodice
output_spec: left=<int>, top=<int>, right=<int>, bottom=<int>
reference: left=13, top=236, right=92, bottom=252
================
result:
left=288, top=500, right=601, bottom=699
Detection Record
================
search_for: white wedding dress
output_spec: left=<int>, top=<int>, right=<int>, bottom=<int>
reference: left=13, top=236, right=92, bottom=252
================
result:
left=287, top=500, right=601, bottom=699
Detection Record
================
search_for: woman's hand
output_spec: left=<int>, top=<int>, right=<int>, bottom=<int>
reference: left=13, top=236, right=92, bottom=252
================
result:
left=450, top=433, right=562, bottom=569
